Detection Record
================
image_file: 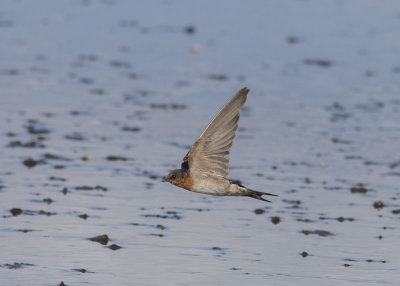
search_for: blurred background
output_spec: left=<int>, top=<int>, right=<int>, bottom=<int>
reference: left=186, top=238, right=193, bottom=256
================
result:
left=1, top=1, right=400, bottom=285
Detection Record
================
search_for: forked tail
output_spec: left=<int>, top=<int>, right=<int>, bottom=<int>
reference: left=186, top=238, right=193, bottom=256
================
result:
left=245, top=189, right=277, bottom=202
left=230, top=183, right=278, bottom=202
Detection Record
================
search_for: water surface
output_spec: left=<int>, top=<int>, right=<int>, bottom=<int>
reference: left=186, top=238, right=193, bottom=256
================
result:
left=1, top=1, right=400, bottom=285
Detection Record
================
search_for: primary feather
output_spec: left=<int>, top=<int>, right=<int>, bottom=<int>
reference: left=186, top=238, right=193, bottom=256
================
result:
left=183, top=87, right=249, bottom=178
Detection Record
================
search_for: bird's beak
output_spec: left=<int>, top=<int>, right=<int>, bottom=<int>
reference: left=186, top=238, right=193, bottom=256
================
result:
left=162, top=176, right=167, bottom=182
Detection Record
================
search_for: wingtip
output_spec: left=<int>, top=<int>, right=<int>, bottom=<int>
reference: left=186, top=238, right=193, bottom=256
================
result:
left=240, top=87, right=250, bottom=95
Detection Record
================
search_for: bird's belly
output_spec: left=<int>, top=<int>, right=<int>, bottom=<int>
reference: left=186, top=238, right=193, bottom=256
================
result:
left=191, top=175, right=230, bottom=196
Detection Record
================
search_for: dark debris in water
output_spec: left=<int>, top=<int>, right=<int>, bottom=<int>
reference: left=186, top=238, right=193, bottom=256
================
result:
left=109, top=244, right=122, bottom=250
left=207, top=74, right=229, bottom=81
left=80, top=77, right=94, bottom=84
left=43, top=153, right=72, bottom=161
left=29, top=197, right=53, bottom=204
left=344, top=258, right=387, bottom=264
left=384, top=172, right=400, bottom=177
left=121, top=126, right=141, bottom=132
left=323, top=186, right=342, bottom=191
left=53, top=165, right=66, bottom=169
left=325, top=103, right=352, bottom=122
left=366, top=259, right=387, bottom=263
left=296, top=218, right=315, bottom=223
left=1, top=68, right=19, bottom=75
left=23, top=157, right=46, bottom=168
left=73, top=268, right=94, bottom=273
left=373, top=201, right=384, bottom=210
left=344, top=155, right=364, bottom=160
left=150, top=103, right=187, bottom=110
left=1, top=262, right=34, bottom=269
left=128, top=72, right=140, bottom=79
left=0, top=17, right=14, bottom=28
left=70, top=110, right=90, bottom=116
left=389, top=161, right=400, bottom=169
left=25, top=120, right=51, bottom=135
left=350, top=184, right=369, bottom=194
left=8, top=208, right=56, bottom=217
left=90, top=88, right=105, bottom=95
left=355, top=101, right=385, bottom=112
left=282, top=199, right=302, bottom=209
left=142, top=211, right=182, bottom=220
left=17, top=229, right=34, bottom=233
left=331, top=137, right=352, bottom=145
left=271, top=216, right=281, bottom=224
left=65, top=132, right=86, bottom=141
left=210, top=246, right=228, bottom=256
left=110, top=59, right=131, bottom=69
left=211, top=246, right=226, bottom=251
left=145, top=182, right=154, bottom=189
left=106, top=155, right=132, bottom=161
left=301, top=229, right=334, bottom=237
left=131, top=222, right=167, bottom=230
left=363, top=160, right=385, bottom=167
left=147, top=233, right=165, bottom=237
left=81, top=156, right=90, bottom=161
left=287, top=35, right=300, bottom=44
left=304, top=58, right=333, bottom=68
left=319, top=216, right=354, bottom=222
left=75, top=185, right=108, bottom=191
left=10, top=208, right=22, bottom=216
left=77, top=53, right=98, bottom=62
left=89, top=234, right=109, bottom=245
left=304, top=177, right=312, bottom=184
left=79, top=213, right=89, bottom=219
left=142, top=170, right=160, bottom=180
left=184, top=25, right=196, bottom=35
left=1, top=68, right=20, bottom=76
left=330, top=112, right=351, bottom=122
left=7, top=140, right=45, bottom=148
left=392, top=209, right=400, bottom=215
left=300, top=251, right=309, bottom=258
left=142, top=214, right=182, bottom=220
left=22, top=153, right=71, bottom=168
left=325, top=102, right=345, bottom=111
left=49, top=176, right=66, bottom=182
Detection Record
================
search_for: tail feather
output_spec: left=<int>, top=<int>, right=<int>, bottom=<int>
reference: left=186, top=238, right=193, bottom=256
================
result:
left=230, top=183, right=277, bottom=202
left=245, top=189, right=277, bottom=202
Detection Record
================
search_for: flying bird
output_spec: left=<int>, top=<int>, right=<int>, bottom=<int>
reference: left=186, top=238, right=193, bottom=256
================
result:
left=164, top=87, right=277, bottom=202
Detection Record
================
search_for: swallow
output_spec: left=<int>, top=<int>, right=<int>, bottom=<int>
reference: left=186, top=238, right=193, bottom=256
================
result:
left=164, top=87, right=277, bottom=202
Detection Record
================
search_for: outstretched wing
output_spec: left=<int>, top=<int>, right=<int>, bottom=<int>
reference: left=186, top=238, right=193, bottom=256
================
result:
left=181, top=87, right=249, bottom=178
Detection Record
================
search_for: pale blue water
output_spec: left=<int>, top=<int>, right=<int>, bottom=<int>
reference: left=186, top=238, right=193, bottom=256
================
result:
left=1, top=1, right=400, bottom=285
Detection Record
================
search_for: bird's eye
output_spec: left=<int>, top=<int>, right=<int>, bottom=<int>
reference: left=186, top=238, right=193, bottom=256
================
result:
left=171, top=175, right=176, bottom=180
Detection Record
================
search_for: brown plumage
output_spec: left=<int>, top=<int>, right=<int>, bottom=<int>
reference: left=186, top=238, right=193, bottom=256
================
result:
left=164, top=87, right=277, bottom=202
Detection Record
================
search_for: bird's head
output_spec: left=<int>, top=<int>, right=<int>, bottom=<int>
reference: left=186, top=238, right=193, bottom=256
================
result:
left=163, top=169, right=186, bottom=186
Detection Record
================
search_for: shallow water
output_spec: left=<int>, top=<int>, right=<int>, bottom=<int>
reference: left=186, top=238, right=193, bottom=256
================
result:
left=1, top=0, right=400, bottom=285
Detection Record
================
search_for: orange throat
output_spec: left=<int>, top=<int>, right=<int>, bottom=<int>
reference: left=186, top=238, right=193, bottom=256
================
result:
left=172, top=176, right=194, bottom=191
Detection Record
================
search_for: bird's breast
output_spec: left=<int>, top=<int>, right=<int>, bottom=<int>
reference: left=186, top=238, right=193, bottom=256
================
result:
left=173, top=176, right=194, bottom=191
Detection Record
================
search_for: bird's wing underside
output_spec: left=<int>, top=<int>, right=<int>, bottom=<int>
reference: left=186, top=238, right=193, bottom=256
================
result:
left=181, top=87, right=249, bottom=178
